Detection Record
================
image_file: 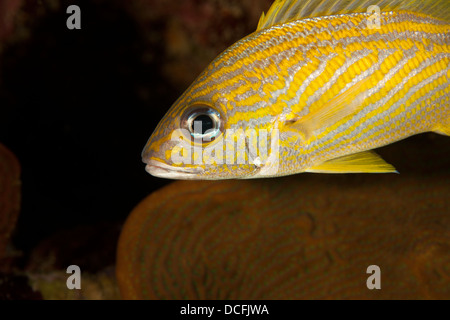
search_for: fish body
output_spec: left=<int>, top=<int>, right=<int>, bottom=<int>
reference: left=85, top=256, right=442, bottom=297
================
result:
left=142, top=0, right=450, bottom=179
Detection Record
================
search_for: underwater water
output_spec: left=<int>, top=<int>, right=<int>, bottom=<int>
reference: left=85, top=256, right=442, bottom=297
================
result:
left=0, top=0, right=449, bottom=300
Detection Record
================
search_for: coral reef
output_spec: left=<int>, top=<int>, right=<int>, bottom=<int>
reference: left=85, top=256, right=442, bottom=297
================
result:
left=28, top=267, right=119, bottom=300
left=117, top=171, right=450, bottom=299
left=117, top=136, right=450, bottom=299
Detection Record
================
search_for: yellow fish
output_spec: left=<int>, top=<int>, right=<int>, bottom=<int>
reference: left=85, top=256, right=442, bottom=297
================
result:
left=142, top=0, right=449, bottom=179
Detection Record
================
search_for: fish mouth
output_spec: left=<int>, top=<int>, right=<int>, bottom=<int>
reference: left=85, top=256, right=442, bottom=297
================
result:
left=144, top=159, right=204, bottom=179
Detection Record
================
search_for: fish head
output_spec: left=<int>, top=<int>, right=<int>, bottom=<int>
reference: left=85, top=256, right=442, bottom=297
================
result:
left=141, top=65, right=282, bottom=180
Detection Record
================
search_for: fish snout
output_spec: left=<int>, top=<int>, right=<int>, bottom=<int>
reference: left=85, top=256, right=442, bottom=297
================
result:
left=144, top=159, right=204, bottom=179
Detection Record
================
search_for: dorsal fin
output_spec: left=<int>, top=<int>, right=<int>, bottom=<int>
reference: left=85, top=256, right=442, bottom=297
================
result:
left=257, top=0, right=450, bottom=31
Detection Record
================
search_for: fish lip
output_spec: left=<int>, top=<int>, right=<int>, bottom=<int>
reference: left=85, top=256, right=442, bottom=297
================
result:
left=144, top=159, right=204, bottom=177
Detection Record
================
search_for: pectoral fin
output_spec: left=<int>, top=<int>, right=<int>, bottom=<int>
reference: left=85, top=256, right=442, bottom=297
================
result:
left=284, top=80, right=367, bottom=141
left=306, top=151, right=398, bottom=173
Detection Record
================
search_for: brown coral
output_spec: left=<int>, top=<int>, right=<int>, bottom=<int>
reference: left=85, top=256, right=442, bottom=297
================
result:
left=117, top=168, right=450, bottom=299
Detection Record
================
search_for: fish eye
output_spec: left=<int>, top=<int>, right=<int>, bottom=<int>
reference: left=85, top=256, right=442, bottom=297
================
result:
left=190, top=114, right=213, bottom=134
left=181, top=106, right=223, bottom=143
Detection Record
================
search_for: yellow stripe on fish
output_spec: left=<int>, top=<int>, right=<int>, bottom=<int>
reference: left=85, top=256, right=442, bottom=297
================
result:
left=142, top=0, right=449, bottom=180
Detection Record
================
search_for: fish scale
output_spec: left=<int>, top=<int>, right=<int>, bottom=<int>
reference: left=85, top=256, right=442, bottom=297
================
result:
left=142, top=0, right=449, bottom=179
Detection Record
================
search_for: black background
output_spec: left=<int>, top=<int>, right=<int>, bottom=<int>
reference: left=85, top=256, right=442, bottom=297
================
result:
left=0, top=0, right=173, bottom=260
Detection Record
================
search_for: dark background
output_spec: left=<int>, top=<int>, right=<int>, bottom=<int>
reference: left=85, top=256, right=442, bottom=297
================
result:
left=0, top=0, right=271, bottom=285
left=1, top=0, right=171, bottom=258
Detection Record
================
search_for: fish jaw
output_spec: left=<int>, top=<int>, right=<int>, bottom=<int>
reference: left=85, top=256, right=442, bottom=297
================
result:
left=141, top=139, right=204, bottom=179
left=144, top=158, right=264, bottom=180
left=144, top=159, right=205, bottom=180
